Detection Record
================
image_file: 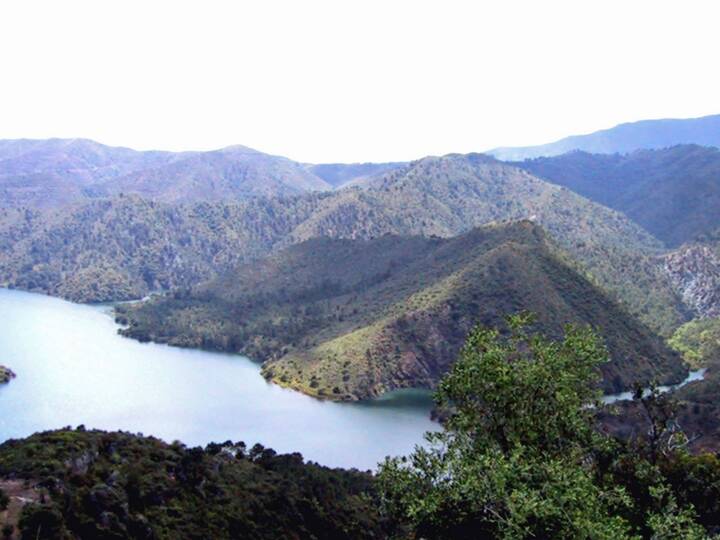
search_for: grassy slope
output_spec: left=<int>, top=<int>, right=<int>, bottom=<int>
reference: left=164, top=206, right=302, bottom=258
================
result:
left=119, top=221, right=686, bottom=400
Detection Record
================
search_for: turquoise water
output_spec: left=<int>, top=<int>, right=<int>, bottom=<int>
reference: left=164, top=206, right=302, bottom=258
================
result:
left=0, top=288, right=436, bottom=470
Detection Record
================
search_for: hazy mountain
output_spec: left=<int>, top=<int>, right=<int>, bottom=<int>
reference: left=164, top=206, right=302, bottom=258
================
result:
left=0, top=153, right=688, bottom=334
left=90, top=146, right=333, bottom=202
left=513, top=145, right=720, bottom=246
left=307, top=162, right=405, bottom=188
left=0, top=139, right=339, bottom=207
left=0, top=138, right=189, bottom=208
left=0, top=138, right=411, bottom=208
left=489, top=114, right=720, bottom=161
left=118, top=221, right=686, bottom=400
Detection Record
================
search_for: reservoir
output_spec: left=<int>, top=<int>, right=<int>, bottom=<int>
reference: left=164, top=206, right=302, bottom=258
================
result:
left=0, top=288, right=436, bottom=470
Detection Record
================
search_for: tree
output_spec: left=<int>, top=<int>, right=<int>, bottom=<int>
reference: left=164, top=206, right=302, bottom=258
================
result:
left=378, top=314, right=632, bottom=539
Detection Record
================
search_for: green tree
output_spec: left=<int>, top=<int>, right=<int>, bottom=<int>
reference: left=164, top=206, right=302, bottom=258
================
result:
left=379, top=313, right=630, bottom=538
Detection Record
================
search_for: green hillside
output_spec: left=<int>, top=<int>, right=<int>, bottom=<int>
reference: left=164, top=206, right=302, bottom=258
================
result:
left=118, top=221, right=686, bottom=400
left=0, top=429, right=383, bottom=539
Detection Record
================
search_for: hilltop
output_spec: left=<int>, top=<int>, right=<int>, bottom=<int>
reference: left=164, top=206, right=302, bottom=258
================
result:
left=118, top=221, right=686, bottom=400
left=0, top=429, right=383, bottom=539
left=489, top=114, right=720, bottom=160
left=513, top=145, right=720, bottom=246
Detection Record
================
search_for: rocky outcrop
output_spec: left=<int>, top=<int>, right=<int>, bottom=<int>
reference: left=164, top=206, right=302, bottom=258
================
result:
left=664, top=244, right=720, bottom=318
left=0, top=365, right=15, bottom=384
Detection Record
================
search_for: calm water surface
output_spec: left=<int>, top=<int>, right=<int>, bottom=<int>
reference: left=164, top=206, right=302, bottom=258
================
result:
left=0, top=288, right=436, bottom=470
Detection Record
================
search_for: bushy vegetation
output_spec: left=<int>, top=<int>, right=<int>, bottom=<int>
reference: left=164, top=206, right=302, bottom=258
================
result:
left=119, top=221, right=686, bottom=401
left=0, top=429, right=384, bottom=539
left=670, top=317, right=720, bottom=368
left=379, top=315, right=720, bottom=539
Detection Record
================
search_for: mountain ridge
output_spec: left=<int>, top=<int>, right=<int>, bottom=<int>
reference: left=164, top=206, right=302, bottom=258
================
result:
left=489, top=114, right=720, bottom=160
left=117, top=220, right=687, bottom=400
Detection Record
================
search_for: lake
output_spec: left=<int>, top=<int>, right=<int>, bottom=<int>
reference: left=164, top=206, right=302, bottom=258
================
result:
left=0, top=288, right=437, bottom=470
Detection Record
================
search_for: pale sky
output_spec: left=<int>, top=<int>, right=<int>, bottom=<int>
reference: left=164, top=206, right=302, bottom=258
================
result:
left=1, top=0, right=719, bottom=163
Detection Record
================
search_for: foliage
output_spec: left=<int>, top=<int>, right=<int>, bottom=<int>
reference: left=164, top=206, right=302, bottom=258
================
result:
left=0, top=429, right=384, bottom=539
left=669, top=317, right=720, bottom=368
left=378, top=317, right=715, bottom=539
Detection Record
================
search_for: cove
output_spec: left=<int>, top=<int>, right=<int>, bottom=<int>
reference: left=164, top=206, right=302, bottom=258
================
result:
left=0, top=288, right=437, bottom=470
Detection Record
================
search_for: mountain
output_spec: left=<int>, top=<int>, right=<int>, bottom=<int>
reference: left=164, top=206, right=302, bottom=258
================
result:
left=0, top=153, right=689, bottom=334
left=117, top=221, right=687, bottom=400
left=287, top=154, right=687, bottom=334
left=663, top=230, right=720, bottom=319
left=307, top=162, right=405, bottom=188
left=0, top=429, right=383, bottom=539
left=0, top=139, right=337, bottom=208
left=512, top=145, right=720, bottom=246
left=0, top=195, right=331, bottom=302
left=0, top=139, right=410, bottom=208
left=489, top=114, right=720, bottom=161
left=0, top=138, right=189, bottom=208
left=90, top=146, right=332, bottom=202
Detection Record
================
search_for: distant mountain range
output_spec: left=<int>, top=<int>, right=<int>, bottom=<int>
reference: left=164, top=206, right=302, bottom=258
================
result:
left=0, top=138, right=406, bottom=208
left=513, top=145, right=720, bottom=247
left=489, top=114, right=720, bottom=161
left=117, top=221, right=686, bottom=399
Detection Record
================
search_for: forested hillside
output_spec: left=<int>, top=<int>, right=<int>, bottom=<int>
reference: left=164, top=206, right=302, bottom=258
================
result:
left=514, top=145, right=720, bottom=246
left=0, top=429, right=383, bottom=539
left=0, top=153, right=689, bottom=335
left=118, top=221, right=686, bottom=399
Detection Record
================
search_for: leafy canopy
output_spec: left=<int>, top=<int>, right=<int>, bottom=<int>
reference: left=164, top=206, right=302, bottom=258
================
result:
left=378, top=314, right=709, bottom=539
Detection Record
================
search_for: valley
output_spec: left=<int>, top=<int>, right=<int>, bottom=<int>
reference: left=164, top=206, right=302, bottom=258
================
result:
left=0, top=120, right=718, bottom=540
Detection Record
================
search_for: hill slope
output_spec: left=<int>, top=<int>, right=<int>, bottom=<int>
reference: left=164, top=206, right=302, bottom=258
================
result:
left=0, top=154, right=689, bottom=334
left=118, top=221, right=687, bottom=400
left=0, top=139, right=335, bottom=208
left=307, top=162, right=404, bottom=187
left=513, top=145, right=720, bottom=246
left=292, top=154, right=686, bottom=334
left=90, top=146, right=332, bottom=202
left=663, top=230, right=720, bottom=319
left=0, top=138, right=189, bottom=208
left=0, top=429, right=382, bottom=539
left=489, top=114, right=720, bottom=160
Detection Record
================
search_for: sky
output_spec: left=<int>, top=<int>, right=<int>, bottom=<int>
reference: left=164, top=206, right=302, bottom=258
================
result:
left=0, top=0, right=719, bottom=163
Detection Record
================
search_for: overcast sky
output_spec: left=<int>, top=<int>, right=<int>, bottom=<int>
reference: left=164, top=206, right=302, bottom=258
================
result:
left=0, top=0, right=718, bottom=162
